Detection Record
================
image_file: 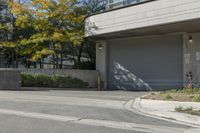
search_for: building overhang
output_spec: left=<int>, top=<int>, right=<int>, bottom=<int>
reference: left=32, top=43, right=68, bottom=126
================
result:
left=87, top=19, right=200, bottom=40
left=85, top=0, right=200, bottom=39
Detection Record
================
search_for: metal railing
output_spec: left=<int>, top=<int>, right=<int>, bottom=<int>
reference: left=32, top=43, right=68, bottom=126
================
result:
left=106, top=0, right=152, bottom=10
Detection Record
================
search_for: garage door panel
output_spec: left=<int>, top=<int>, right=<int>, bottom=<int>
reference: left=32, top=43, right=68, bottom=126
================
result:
left=108, top=35, right=183, bottom=91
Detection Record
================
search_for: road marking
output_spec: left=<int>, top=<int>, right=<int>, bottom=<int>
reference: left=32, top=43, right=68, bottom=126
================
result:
left=0, top=108, right=185, bottom=133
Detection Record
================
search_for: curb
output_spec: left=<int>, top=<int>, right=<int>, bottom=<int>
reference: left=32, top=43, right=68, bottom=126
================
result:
left=124, top=96, right=200, bottom=128
left=183, top=128, right=200, bottom=133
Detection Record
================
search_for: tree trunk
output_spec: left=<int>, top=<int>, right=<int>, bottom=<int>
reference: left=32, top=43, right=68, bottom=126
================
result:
left=15, top=48, right=18, bottom=68
left=55, top=52, right=59, bottom=69
left=77, top=44, right=84, bottom=68
left=39, top=59, right=42, bottom=69
left=12, top=48, right=15, bottom=68
left=34, top=62, right=36, bottom=68
left=53, top=54, right=55, bottom=69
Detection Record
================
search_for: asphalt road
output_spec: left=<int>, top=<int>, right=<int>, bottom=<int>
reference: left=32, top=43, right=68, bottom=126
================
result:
left=0, top=90, right=192, bottom=133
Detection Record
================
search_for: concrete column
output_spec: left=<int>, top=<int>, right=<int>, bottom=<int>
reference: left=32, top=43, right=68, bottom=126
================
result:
left=96, top=41, right=107, bottom=89
left=183, top=33, right=188, bottom=87
left=183, top=33, right=200, bottom=87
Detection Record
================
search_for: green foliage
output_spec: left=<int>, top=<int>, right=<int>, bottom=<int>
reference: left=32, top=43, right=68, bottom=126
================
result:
left=189, top=95, right=195, bottom=99
left=175, top=106, right=193, bottom=112
left=167, top=88, right=200, bottom=94
left=21, top=73, right=89, bottom=88
left=167, top=89, right=177, bottom=93
left=175, top=106, right=200, bottom=116
left=192, top=95, right=200, bottom=102
left=1, top=0, right=87, bottom=68
left=163, top=94, right=173, bottom=100
left=177, top=88, right=200, bottom=94
left=0, top=0, right=96, bottom=69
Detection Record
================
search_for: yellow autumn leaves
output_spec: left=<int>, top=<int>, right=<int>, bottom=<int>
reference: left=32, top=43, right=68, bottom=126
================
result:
left=3, top=0, right=86, bottom=61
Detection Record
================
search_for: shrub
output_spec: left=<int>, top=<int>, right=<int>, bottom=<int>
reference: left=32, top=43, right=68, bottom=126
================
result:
left=21, top=73, right=89, bottom=88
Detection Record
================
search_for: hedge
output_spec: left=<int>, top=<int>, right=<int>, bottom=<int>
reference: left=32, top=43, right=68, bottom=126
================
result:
left=21, top=73, right=89, bottom=88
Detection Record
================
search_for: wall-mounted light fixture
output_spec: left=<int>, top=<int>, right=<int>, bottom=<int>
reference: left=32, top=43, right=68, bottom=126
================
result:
left=189, top=35, right=193, bottom=44
left=98, top=44, right=103, bottom=50
left=96, top=41, right=106, bottom=51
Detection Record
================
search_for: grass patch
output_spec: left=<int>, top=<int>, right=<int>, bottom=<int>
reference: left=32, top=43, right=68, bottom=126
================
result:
left=144, top=88, right=200, bottom=102
left=173, top=88, right=200, bottom=94
left=175, top=106, right=193, bottom=112
left=163, top=94, right=173, bottom=100
left=175, top=106, right=200, bottom=116
left=21, top=73, right=89, bottom=88
left=192, top=95, right=200, bottom=102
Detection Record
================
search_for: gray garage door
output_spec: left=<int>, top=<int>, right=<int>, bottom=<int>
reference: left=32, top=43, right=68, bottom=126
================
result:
left=107, top=35, right=183, bottom=91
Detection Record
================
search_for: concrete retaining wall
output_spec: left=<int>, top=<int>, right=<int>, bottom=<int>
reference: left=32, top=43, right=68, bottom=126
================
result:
left=19, top=69, right=99, bottom=88
left=0, top=69, right=21, bottom=90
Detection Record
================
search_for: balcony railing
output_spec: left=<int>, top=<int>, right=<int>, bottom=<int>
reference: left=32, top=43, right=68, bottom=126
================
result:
left=106, top=0, right=152, bottom=10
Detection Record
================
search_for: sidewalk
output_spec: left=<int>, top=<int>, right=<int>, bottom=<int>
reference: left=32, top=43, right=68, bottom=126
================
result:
left=132, top=96, right=200, bottom=128
left=184, top=128, right=200, bottom=133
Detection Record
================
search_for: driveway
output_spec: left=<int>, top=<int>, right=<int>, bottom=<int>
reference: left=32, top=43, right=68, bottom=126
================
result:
left=0, top=90, right=192, bottom=133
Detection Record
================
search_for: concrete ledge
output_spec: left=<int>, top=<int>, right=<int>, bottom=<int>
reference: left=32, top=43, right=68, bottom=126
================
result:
left=0, top=69, right=21, bottom=90
left=21, top=87, right=97, bottom=91
left=132, top=96, right=200, bottom=127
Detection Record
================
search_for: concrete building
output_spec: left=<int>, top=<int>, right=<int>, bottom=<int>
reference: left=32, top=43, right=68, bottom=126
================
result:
left=0, top=0, right=13, bottom=68
left=85, top=0, right=200, bottom=90
left=0, top=0, right=12, bottom=40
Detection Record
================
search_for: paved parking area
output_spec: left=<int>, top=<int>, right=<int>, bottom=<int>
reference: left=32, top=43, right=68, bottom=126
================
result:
left=0, top=90, right=192, bottom=133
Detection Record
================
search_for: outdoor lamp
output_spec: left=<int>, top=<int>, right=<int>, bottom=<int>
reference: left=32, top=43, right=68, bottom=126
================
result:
left=98, top=44, right=103, bottom=50
left=189, top=35, right=193, bottom=43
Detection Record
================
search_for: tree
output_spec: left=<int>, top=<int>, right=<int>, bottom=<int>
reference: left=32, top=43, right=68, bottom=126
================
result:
left=0, top=0, right=100, bottom=69
left=66, top=0, right=106, bottom=70
left=0, top=0, right=86, bottom=68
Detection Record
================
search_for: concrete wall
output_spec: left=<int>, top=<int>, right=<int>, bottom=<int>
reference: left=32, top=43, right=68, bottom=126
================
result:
left=0, top=69, right=21, bottom=90
left=0, top=55, right=5, bottom=68
left=183, top=33, right=200, bottom=87
left=20, top=69, right=99, bottom=88
left=85, top=0, right=200, bottom=36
